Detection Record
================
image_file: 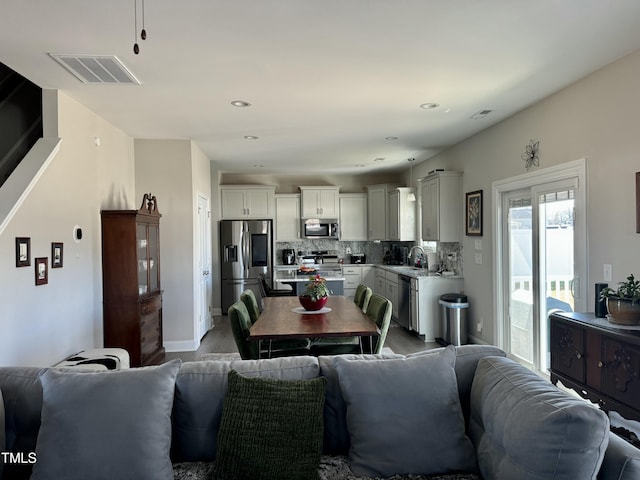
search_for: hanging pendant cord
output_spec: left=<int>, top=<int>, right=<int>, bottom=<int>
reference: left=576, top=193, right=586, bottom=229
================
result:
left=133, top=0, right=140, bottom=54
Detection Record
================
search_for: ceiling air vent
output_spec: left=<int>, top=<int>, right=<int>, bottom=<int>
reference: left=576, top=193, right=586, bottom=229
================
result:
left=48, top=54, right=140, bottom=85
left=470, top=109, right=493, bottom=120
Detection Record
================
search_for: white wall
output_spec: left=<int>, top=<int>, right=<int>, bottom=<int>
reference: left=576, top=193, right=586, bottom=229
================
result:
left=135, top=139, right=211, bottom=351
left=0, top=91, right=134, bottom=366
left=413, top=49, right=640, bottom=344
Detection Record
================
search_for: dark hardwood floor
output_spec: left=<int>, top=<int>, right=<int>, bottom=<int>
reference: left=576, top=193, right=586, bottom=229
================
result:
left=164, top=315, right=440, bottom=363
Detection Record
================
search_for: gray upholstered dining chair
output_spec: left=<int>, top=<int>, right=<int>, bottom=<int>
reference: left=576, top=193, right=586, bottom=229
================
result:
left=353, top=284, right=372, bottom=312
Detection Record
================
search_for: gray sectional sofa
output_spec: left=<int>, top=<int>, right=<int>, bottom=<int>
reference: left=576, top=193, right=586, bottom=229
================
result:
left=0, top=344, right=638, bottom=480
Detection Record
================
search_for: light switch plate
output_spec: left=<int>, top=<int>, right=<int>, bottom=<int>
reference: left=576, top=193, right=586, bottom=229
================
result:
left=475, top=239, right=482, bottom=250
left=603, top=264, right=612, bottom=282
left=475, top=253, right=483, bottom=264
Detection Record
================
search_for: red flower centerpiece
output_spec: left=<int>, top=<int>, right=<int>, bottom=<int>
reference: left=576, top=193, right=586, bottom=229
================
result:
left=299, top=274, right=330, bottom=311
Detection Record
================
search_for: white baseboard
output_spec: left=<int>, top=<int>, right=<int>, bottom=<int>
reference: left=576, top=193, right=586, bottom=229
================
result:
left=212, top=307, right=222, bottom=316
left=164, top=340, right=198, bottom=353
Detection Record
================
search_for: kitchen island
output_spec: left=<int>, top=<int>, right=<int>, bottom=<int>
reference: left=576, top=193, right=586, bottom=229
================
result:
left=274, top=268, right=345, bottom=296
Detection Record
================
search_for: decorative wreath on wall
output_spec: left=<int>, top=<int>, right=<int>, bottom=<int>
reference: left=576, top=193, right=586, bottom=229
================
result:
left=521, top=139, right=540, bottom=171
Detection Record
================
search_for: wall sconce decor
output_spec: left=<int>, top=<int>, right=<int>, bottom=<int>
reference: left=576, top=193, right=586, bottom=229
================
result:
left=521, top=139, right=540, bottom=171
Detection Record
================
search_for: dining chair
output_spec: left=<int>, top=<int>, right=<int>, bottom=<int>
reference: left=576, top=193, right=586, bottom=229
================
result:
left=228, top=301, right=260, bottom=360
left=353, top=284, right=373, bottom=312
left=258, top=273, right=295, bottom=297
left=239, top=289, right=311, bottom=351
left=366, top=293, right=393, bottom=354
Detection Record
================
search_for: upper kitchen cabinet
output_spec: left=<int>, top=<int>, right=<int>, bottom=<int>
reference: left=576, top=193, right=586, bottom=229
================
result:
left=388, top=187, right=416, bottom=241
left=366, top=184, right=393, bottom=240
left=420, top=171, right=462, bottom=242
left=299, top=186, right=340, bottom=218
left=339, top=193, right=368, bottom=241
left=221, top=186, right=275, bottom=219
left=275, top=194, right=301, bottom=241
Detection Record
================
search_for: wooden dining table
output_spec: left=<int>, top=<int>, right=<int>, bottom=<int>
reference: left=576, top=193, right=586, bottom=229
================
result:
left=249, top=295, right=380, bottom=357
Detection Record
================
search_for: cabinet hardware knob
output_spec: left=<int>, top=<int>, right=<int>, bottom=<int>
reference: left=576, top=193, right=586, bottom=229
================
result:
left=576, top=353, right=582, bottom=359
left=597, top=361, right=604, bottom=368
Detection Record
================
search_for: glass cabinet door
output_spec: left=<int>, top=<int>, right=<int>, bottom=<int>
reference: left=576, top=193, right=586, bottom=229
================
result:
left=148, top=224, right=160, bottom=292
left=137, top=223, right=149, bottom=295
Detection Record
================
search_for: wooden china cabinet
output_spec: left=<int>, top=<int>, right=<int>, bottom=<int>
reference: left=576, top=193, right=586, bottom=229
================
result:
left=101, top=193, right=164, bottom=367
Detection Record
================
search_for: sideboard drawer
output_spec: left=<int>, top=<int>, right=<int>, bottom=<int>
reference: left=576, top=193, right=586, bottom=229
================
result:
left=140, top=295, right=162, bottom=316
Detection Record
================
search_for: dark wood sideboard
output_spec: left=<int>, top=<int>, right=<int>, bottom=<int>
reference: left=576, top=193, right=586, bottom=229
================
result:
left=101, top=194, right=164, bottom=367
left=550, top=311, right=640, bottom=421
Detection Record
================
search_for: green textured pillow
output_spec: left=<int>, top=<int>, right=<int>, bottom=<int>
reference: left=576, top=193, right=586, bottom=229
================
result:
left=213, top=370, right=326, bottom=480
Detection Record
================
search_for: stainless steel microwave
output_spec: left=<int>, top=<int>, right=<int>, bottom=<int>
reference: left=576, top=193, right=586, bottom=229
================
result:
left=301, top=218, right=339, bottom=239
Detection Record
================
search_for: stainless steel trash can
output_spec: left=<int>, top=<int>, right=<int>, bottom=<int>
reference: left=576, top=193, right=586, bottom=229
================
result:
left=438, top=293, right=469, bottom=346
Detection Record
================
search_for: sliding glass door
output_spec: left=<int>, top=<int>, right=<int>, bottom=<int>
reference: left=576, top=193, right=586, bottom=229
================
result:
left=495, top=161, right=586, bottom=373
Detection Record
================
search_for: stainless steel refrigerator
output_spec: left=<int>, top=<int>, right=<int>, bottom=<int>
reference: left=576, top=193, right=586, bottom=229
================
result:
left=220, top=219, right=273, bottom=314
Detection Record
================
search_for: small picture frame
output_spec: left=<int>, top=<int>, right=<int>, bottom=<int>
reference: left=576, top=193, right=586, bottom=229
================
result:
left=15, top=237, right=31, bottom=267
left=465, top=190, right=483, bottom=236
left=51, top=242, right=64, bottom=268
left=35, top=257, right=48, bottom=286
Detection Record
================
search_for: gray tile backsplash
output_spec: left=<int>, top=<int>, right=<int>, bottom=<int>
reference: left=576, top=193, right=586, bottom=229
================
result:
left=275, top=240, right=463, bottom=275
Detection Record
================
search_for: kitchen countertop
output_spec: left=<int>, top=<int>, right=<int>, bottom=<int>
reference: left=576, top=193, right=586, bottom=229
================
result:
left=375, top=264, right=463, bottom=279
left=274, top=269, right=345, bottom=282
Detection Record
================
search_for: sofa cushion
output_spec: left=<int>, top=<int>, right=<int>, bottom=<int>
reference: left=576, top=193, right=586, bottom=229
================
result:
left=598, top=432, right=640, bottom=480
left=318, top=352, right=404, bottom=455
left=30, top=359, right=181, bottom=480
left=213, top=370, right=326, bottom=480
left=319, top=344, right=506, bottom=456
left=172, top=355, right=320, bottom=462
left=469, top=356, right=610, bottom=480
left=333, top=346, right=477, bottom=477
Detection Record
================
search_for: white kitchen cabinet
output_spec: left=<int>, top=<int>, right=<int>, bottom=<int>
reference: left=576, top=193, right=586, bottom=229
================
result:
left=299, top=186, right=340, bottom=218
left=221, top=186, right=275, bottom=219
left=388, top=187, right=416, bottom=241
left=342, top=264, right=374, bottom=301
left=412, top=277, right=464, bottom=341
left=385, top=270, right=399, bottom=320
left=339, top=194, right=367, bottom=241
left=374, top=268, right=386, bottom=296
left=275, top=194, right=301, bottom=241
left=419, top=171, right=462, bottom=242
left=366, top=184, right=397, bottom=240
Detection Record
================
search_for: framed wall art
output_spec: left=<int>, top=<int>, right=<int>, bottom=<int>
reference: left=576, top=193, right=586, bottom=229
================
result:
left=15, top=237, right=31, bottom=267
left=465, top=190, right=483, bottom=236
left=35, top=257, right=48, bottom=286
left=51, top=242, right=63, bottom=268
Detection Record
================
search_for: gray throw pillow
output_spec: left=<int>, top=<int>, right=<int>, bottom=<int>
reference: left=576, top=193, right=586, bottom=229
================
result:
left=213, top=370, right=327, bottom=480
left=334, top=346, right=477, bottom=477
left=30, top=359, right=181, bottom=480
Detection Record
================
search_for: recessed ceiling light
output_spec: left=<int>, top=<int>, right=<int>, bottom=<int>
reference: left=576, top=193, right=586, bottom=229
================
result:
left=419, top=102, right=440, bottom=110
left=374, top=157, right=385, bottom=163
left=231, top=100, right=251, bottom=107
left=244, top=135, right=259, bottom=140
left=385, top=136, right=399, bottom=141
left=355, top=164, right=366, bottom=168
left=253, top=164, right=264, bottom=168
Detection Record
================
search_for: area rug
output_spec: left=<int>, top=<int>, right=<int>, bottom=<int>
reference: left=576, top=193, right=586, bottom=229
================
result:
left=173, top=456, right=479, bottom=480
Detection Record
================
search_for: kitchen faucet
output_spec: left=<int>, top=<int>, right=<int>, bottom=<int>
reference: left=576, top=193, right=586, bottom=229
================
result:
left=408, top=246, right=425, bottom=268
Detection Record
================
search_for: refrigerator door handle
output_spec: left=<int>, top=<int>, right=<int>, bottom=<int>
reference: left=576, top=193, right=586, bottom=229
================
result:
left=242, top=221, right=250, bottom=278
